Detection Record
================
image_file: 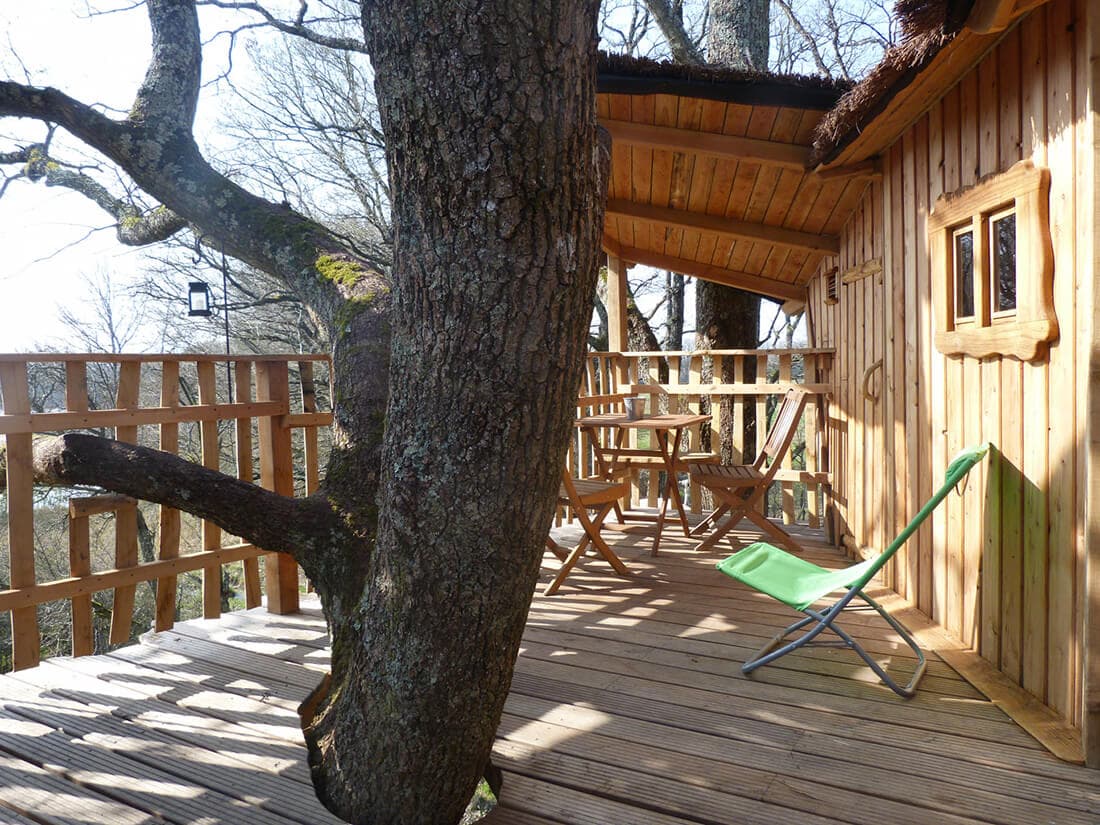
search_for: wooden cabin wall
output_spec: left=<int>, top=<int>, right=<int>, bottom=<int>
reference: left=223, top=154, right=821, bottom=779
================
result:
left=806, top=183, right=886, bottom=564
left=807, top=0, right=1092, bottom=726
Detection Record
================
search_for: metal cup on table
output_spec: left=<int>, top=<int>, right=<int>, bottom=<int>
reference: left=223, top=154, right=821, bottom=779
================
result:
left=623, top=395, right=645, bottom=420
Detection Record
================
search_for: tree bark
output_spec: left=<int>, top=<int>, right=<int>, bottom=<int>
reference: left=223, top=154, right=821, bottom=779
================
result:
left=305, top=2, right=608, bottom=822
left=708, top=0, right=770, bottom=70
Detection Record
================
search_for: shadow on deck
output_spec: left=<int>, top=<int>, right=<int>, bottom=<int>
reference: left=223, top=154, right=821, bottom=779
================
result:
left=0, top=519, right=1097, bottom=824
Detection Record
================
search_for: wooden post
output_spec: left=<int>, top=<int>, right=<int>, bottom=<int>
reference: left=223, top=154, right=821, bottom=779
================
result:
left=197, top=361, right=222, bottom=620
left=256, top=360, right=298, bottom=614
left=0, top=361, right=40, bottom=670
left=68, top=510, right=93, bottom=657
left=606, top=253, right=629, bottom=355
left=236, top=360, right=262, bottom=609
left=300, top=361, right=321, bottom=495
left=109, top=361, right=141, bottom=646
left=779, top=354, right=795, bottom=524
left=155, top=361, right=182, bottom=632
left=64, top=361, right=93, bottom=653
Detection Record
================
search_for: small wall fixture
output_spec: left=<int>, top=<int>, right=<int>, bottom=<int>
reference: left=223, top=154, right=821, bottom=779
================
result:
left=188, top=281, right=212, bottom=317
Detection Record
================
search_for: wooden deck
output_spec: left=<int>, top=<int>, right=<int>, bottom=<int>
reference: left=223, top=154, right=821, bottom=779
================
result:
left=1, top=520, right=1098, bottom=824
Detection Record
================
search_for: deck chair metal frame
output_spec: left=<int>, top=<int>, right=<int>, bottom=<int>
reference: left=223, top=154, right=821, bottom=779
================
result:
left=544, top=471, right=631, bottom=596
left=688, top=388, right=809, bottom=554
left=716, top=443, right=991, bottom=697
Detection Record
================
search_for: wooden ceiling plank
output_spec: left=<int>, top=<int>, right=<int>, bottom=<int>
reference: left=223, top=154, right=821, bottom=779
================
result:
left=600, top=118, right=810, bottom=170
left=606, top=198, right=840, bottom=255
left=605, top=242, right=805, bottom=301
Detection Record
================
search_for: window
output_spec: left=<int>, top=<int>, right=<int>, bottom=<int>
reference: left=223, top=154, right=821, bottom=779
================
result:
left=927, top=160, right=1056, bottom=361
left=953, top=227, right=975, bottom=321
left=990, top=209, right=1016, bottom=315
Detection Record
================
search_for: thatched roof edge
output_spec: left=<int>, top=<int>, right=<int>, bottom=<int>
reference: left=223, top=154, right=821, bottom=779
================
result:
left=597, top=53, right=852, bottom=111
left=809, top=0, right=976, bottom=167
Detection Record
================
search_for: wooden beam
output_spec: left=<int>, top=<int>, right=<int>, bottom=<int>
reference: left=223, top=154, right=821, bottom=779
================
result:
left=0, top=544, right=268, bottom=613
left=603, top=241, right=805, bottom=302
left=606, top=199, right=839, bottom=255
left=813, top=159, right=883, bottom=181
left=600, top=118, right=810, bottom=169
left=605, top=253, right=629, bottom=353
left=967, top=0, right=1047, bottom=34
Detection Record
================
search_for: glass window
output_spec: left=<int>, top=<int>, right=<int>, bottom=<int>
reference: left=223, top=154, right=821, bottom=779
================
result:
left=953, top=228, right=975, bottom=320
left=991, top=211, right=1016, bottom=314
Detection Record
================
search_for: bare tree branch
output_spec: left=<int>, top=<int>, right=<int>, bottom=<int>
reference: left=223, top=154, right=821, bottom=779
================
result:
left=0, top=142, right=189, bottom=244
left=641, top=0, right=705, bottom=64
left=773, top=0, right=833, bottom=78
left=196, top=0, right=367, bottom=52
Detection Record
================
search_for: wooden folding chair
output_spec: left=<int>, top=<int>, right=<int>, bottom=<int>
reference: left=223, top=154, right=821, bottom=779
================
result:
left=543, top=471, right=630, bottom=596
left=688, top=388, right=809, bottom=553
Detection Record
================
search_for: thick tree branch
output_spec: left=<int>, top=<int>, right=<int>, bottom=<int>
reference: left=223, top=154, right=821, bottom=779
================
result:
left=31, top=433, right=346, bottom=564
left=641, top=0, right=705, bottom=64
left=131, top=0, right=202, bottom=128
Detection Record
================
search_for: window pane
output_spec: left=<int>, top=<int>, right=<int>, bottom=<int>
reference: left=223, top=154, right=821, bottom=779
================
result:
left=992, top=212, right=1016, bottom=312
left=954, top=229, right=974, bottom=319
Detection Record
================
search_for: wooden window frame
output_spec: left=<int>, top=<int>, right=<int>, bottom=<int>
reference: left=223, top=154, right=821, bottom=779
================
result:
left=928, top=160, right=1056, bottom=361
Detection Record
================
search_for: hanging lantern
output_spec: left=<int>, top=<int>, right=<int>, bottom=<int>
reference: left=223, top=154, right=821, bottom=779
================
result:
left=188, top=281, right=212, bottom=317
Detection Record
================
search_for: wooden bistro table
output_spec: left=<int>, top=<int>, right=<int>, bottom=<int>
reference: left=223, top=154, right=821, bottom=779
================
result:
left=575, top=412, right=709, bottom=555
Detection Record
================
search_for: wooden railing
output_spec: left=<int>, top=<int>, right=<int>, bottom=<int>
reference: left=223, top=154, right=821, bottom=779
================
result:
left=0, top=353, right=332, bottom=672
left=572, top=348, right=834, bottom=528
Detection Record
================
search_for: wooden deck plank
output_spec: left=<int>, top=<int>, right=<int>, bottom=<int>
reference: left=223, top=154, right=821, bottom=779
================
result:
left=1, top=522, right=1098, bottom=825
left=0, top=709, right=306, bottom=825
left=500, top=697, right=1099, bottom=824
left=0, top=753, right=157, bottom=825
left=2, top=662, right=315, bottom=787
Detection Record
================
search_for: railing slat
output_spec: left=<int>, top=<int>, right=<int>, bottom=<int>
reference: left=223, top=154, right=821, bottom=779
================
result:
left=155, top=361, right=182, bottom=633
left=197, top=361, right=223, bottom=621
left=109, top=361, right=141, bottom=646
left=236, top=361, right=261, bottom=609
left=256, top=360, right=299, bottom=614
left=1, top=361, right=40, bottom=670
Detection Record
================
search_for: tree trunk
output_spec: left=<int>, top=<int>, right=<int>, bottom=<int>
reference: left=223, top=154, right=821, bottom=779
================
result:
left=695, top=0, right=768, bottom=458
left=300, top=3, right=608, bottom=822
left=667, top=270, right=685, bottom=349
left=708, top=0, right=770, bottom=70
left=696, top=281, right=760, bottom=459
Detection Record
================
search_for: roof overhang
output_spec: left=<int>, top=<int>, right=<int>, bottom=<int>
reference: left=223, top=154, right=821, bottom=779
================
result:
left=596, top=60, right=868, bottom=302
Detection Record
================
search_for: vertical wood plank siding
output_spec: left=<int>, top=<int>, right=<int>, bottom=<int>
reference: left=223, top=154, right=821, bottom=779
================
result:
left=807, top=0, right=1089, bottom=727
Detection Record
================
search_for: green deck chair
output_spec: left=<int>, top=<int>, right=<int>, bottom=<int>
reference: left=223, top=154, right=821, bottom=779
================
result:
left=716, top=443, right=991, bottom=697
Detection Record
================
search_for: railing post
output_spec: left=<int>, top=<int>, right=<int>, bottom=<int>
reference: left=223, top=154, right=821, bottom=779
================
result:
left=109, top=361, right=141, bottom=646
left=0, top=361, right=40, bottom=670
left=197, top=361, right=223, bottom=620
left=155, top=361, right=182, bottom=632
left=236, top=360, right=262, bottom=609
left=256, top=360, right=299, bottom=614
left=65, top=361, right=94, bottom=652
